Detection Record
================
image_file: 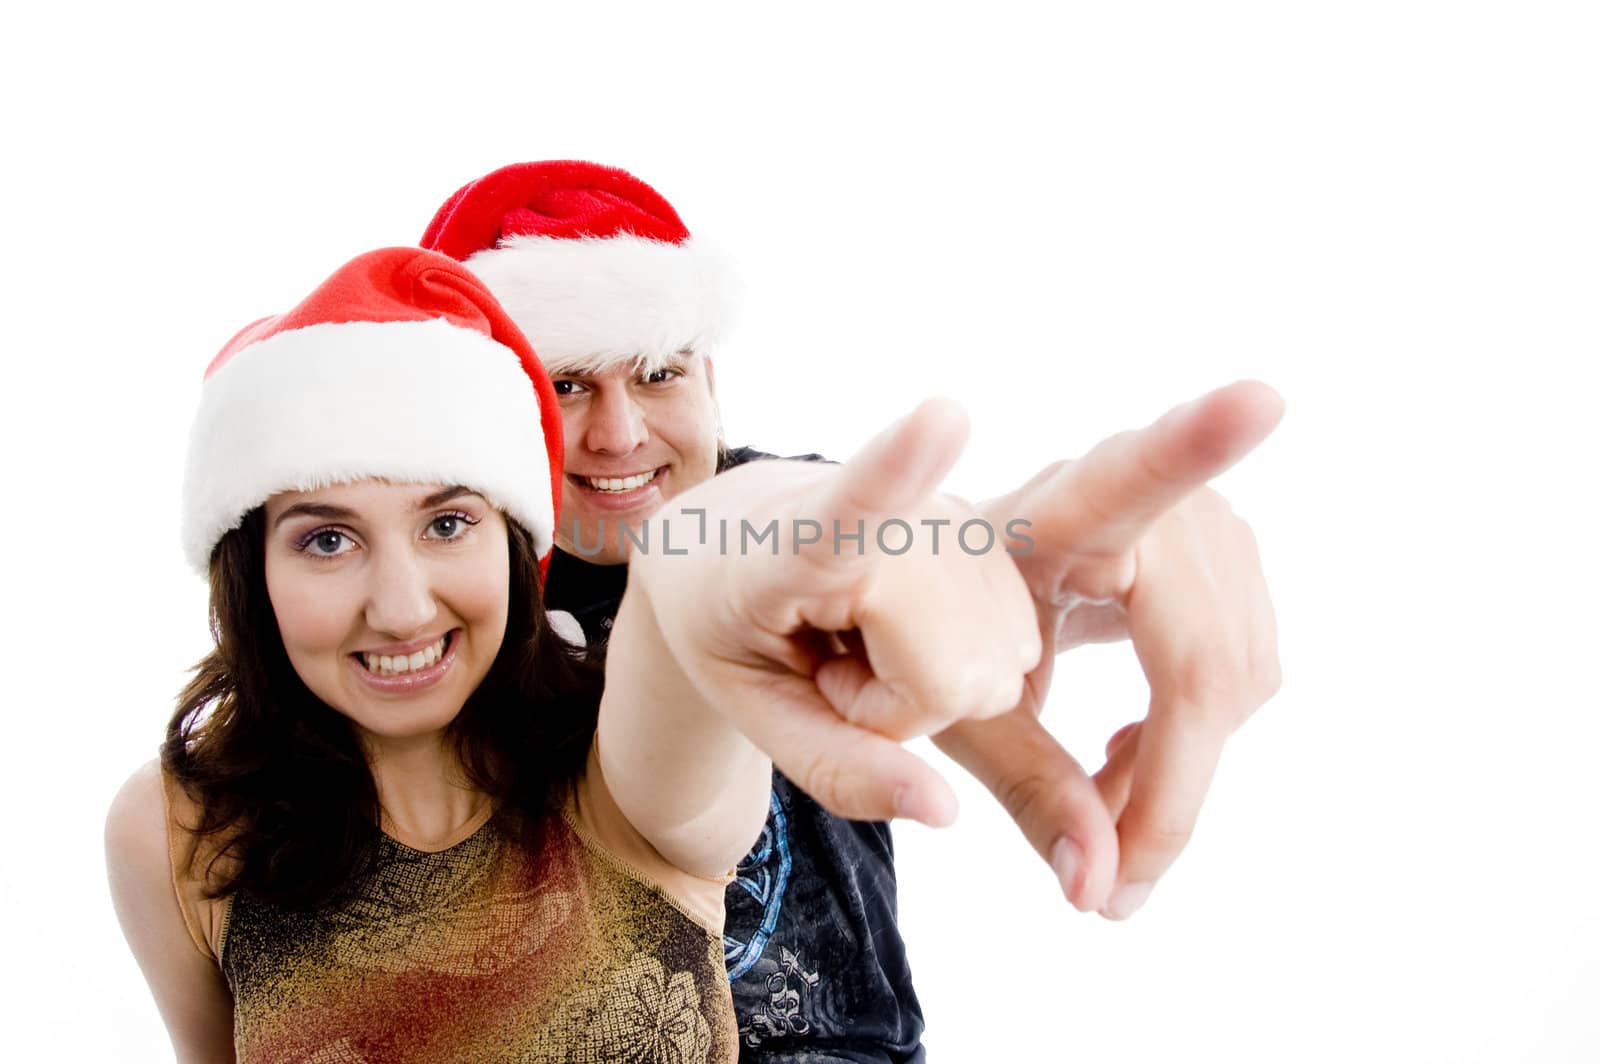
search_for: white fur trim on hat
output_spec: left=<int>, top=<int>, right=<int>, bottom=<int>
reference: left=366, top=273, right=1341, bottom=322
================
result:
left=181, top=317, right=554, bottom=572
left=464, top=233, right=732, bottom=376
left=545, top=609, right=586, bottom=647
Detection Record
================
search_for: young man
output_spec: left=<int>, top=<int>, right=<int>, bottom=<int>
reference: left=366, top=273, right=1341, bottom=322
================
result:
left=422, top=161, right=1281, bottom=1061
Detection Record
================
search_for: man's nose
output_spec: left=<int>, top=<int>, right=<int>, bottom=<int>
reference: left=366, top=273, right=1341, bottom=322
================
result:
left=583, top=386, right=648, bottom=455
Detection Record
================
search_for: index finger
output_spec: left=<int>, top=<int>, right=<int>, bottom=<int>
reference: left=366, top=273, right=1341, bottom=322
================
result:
left=792, top=397, right=970, bottom=564
left=1028, top=380, right=1284, bottom=558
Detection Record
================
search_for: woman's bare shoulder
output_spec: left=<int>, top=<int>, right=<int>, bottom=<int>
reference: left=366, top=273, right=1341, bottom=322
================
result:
left=106, top=757, right=232, bottom=961
left=105, top=759, right=168, bottom=868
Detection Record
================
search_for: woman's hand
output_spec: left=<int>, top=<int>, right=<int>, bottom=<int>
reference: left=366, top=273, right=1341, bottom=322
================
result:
left=626, top=399, right=1041, bottom=829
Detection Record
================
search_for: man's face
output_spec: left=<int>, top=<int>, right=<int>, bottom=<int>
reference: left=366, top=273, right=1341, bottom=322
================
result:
left=552, top=352, right=720, bottom=564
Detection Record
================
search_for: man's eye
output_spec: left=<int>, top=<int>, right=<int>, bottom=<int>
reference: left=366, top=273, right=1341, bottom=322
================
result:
left=552, top=379, right=582, bottom=397
left=642, top=368, right=680, bottom=385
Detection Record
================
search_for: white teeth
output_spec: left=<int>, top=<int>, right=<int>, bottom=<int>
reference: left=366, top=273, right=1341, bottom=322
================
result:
left=360, top=636, right=448, bottom=677
left=585, top=470, right=658, bottom=493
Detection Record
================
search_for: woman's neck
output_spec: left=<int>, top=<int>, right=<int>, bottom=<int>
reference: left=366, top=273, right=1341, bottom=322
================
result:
left=362, top=730, right=489, bottom=852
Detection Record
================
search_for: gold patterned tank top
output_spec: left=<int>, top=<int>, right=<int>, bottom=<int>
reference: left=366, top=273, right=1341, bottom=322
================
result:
left=212, top=791, right=737, bottom=1063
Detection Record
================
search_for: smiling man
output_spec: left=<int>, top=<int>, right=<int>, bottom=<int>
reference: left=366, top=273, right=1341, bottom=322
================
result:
left=423, top=162, right=921, bottom=1060
left=421, top=161, right=1283, bottom=1062
left=554, top=353, right=722, bottom=565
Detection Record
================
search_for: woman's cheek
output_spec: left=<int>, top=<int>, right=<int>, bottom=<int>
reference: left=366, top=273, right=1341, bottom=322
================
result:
left=271, top=577, right=357, bottom=658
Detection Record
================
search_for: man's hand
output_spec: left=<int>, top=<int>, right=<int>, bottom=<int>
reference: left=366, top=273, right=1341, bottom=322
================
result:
left=630, top=399, right=1042, bottom=828
left=933, top=381, right=1283, bottom=917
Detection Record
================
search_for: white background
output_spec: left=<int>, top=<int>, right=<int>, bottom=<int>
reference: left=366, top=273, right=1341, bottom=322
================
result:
left=2, top=2, right=1597, bottom=1060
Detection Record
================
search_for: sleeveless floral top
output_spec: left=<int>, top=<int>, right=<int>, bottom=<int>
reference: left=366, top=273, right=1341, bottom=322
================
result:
left=171, top=772, right=737, bottom=1063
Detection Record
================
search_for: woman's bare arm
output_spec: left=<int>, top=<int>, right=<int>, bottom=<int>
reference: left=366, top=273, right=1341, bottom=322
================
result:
left=105, top=760, right=236, bottom=1063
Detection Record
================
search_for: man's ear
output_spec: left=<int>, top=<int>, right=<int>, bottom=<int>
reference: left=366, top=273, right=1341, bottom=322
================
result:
left=703, top=354, right=717, bottom=397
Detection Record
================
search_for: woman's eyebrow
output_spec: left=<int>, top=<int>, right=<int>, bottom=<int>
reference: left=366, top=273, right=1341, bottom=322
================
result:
left=417, top=485, right=482, bottom=510
left=272, top=502, right=355, bottom=529
left=271, top=487, right=482, bottom=529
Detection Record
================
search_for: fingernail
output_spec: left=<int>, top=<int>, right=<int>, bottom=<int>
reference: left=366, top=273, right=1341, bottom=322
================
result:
left=1101, top=881, right=1153, bottom=920
left=1049, top=837, right=1084, bottom=908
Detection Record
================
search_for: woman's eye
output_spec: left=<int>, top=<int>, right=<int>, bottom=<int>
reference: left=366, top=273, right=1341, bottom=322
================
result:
left=552, top=379, right=583, bottom=397
left=642, top=368, right=680, bottom=385
left=429, top=513, right=474, bottom=540
left=304, top=530, right=351, bottom=556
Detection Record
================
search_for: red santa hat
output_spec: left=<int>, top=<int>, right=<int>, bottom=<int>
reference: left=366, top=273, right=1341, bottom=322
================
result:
left=181, top=247, right=564, bottom=573
left=420, top=160, right=730, bottom=376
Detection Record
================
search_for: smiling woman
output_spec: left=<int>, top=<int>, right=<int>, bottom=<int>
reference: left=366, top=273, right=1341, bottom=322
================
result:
left=104, top=247, right=748, bottom=1062
left=102, top=243, right=1045, bottom=1064
left=263, top=482, right=513, bottom=744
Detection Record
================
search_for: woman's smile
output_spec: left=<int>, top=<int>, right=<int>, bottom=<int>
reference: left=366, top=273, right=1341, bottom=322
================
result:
left=348, top=629, right=460, bottom=693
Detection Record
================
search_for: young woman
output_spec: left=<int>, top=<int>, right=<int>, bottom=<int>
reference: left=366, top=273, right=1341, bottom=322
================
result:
left=105, top=246, right=1038, bottom=1063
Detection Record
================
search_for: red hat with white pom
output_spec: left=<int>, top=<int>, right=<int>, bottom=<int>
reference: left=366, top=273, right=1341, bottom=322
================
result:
left=420, top=160, right=730, bottom=376
left=180, top=247, right=564, bottom=574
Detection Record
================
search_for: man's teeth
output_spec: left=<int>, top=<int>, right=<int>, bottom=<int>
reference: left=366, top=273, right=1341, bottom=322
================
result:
left=584, top=470, right=658, bottom=493
left=363, top=636, right=447, bottom=677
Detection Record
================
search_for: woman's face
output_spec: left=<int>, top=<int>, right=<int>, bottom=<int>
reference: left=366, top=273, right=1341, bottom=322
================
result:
left=263, top=480, right=510, bottom=745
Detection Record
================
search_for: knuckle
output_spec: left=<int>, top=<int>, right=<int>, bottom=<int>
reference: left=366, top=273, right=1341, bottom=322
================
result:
left=969, top=664, right=1022, bottom=723
left=1126, top=810, right=1196, bottom=852
left=1167, top=664, right=1259, bottom=731
left=1134, top=436, right=1184, bottom=487
left=992, top=769, right=1061, bottom=834
left=983, top=668, right=1028, bottom=720
left=1168, top=630, right=1282, bottom=717
left=795, top=752, right=852, bottom=816
left=927, top=664, right=985, bottom=723
left=1140, top=823, right=1195, bottom=853
left=866, top=683, right=925, bottom=741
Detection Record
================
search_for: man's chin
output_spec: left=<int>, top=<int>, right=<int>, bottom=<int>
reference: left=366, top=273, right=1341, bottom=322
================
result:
left=558, top=482, right=670, bottom=565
